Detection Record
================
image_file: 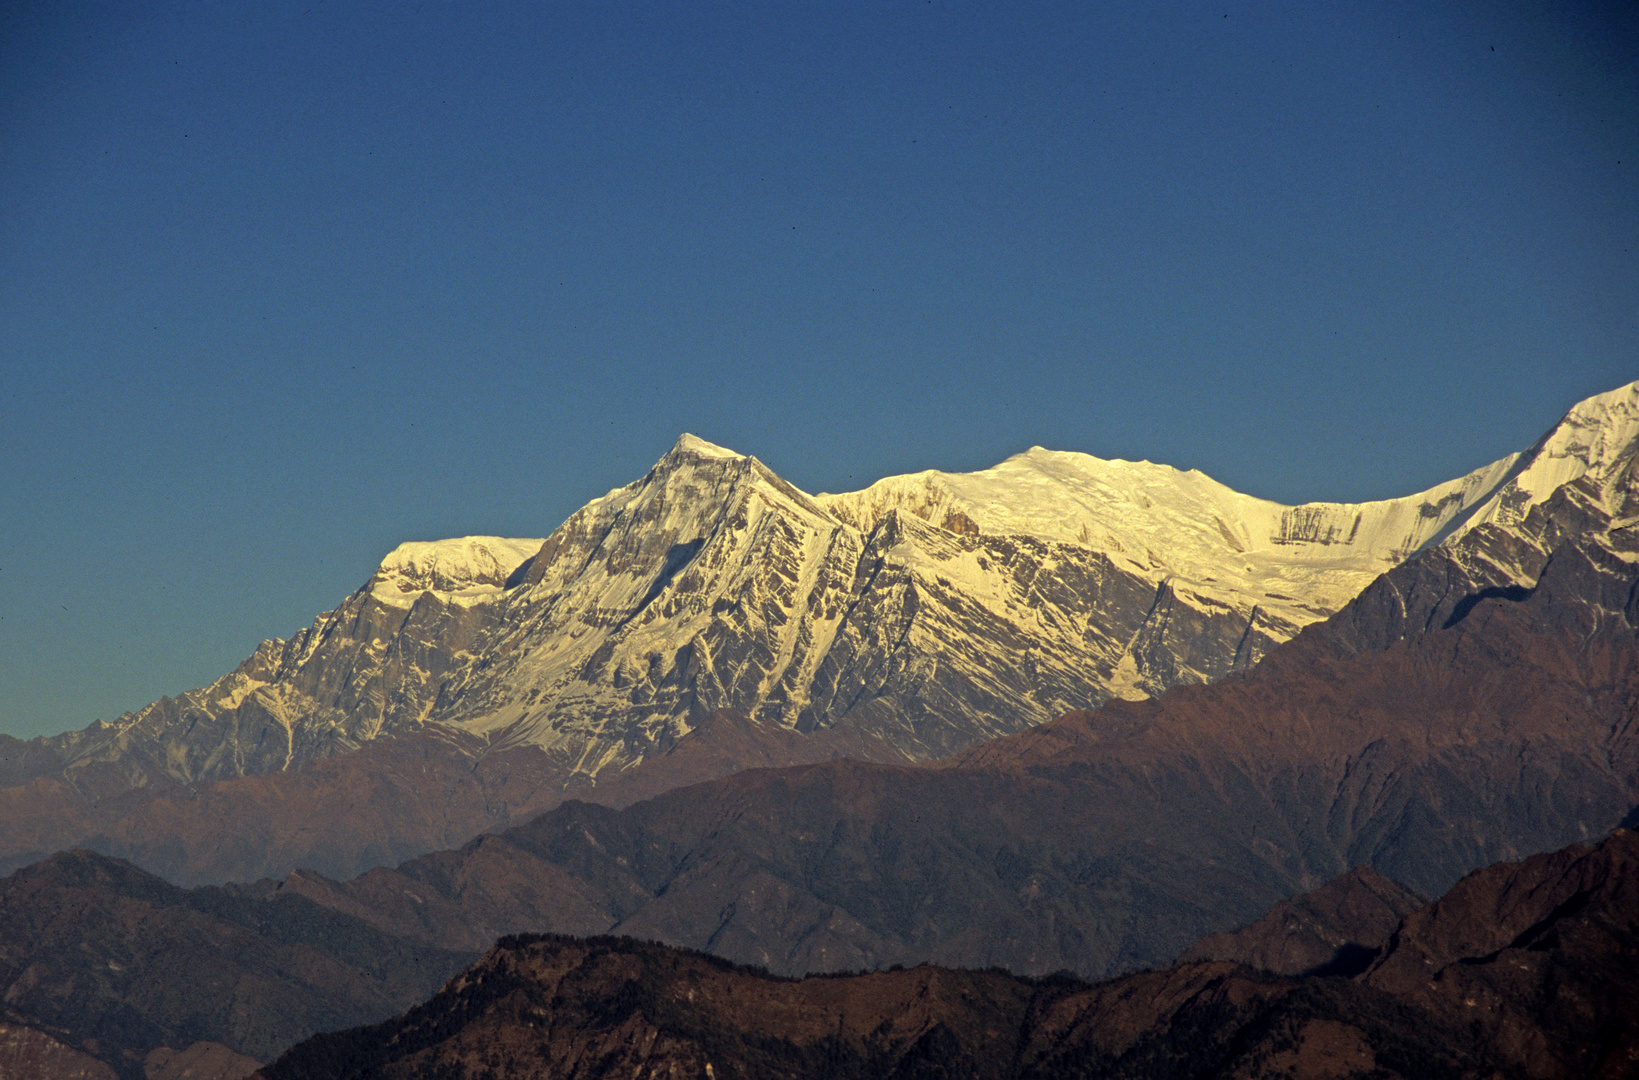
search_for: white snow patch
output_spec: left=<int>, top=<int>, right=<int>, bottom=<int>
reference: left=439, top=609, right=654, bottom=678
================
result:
left=670, top=433, right=743, bottom=460
left=372, top=536, right=544, bottom=604
left=815, top=441, right=1522, bottom=633
left=1457, top=380, right=1639, bottom=533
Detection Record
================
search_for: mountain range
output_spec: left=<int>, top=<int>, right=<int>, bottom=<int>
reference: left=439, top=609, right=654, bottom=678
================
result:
left=253, top=420, right=1639, bottom=979
left=3, top=383, right=1636, bottom=886
left=3, top=828, right=1628, bottom=1080
left=252, top=828, right=1639, bottom=1080
left=1, top=380, right=1637, bottom=1078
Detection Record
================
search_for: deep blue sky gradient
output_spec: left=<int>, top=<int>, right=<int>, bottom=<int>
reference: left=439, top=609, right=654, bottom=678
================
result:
left=2, top=1, right=1636, bottom=737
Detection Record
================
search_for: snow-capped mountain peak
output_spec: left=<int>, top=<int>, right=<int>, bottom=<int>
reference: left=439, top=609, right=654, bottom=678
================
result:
left=667, top=432, right=743, bottom=460
left=371, top=536, right=545, bottom=606
left=816, top=439, right=1518, bottom=629
left=1457, top=380, right=1639, bottom=532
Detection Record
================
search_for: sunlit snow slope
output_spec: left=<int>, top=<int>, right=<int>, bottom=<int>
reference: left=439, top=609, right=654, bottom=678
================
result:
left=819, top=448, right=1513, bottom=644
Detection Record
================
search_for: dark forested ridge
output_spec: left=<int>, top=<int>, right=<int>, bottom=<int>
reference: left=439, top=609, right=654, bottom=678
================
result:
left=0, top=850, right=477, bottom=1080
left=256, top=830, right=1639, bottom=1080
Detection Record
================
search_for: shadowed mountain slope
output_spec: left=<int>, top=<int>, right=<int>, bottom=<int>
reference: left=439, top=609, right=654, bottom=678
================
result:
left=0, top=707, right=907, bottom=887
left=0, top=850, right=477, bottom=1080
left=255, top=831, right=1639, bottom=1080
left=1177, top=865, right=1425, bottom=977
left=2, top=820, right=1631, bottom=1078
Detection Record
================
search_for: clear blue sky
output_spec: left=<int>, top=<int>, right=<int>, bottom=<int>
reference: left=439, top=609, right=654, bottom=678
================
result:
left=2, top=1, right=1635, bottom=739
